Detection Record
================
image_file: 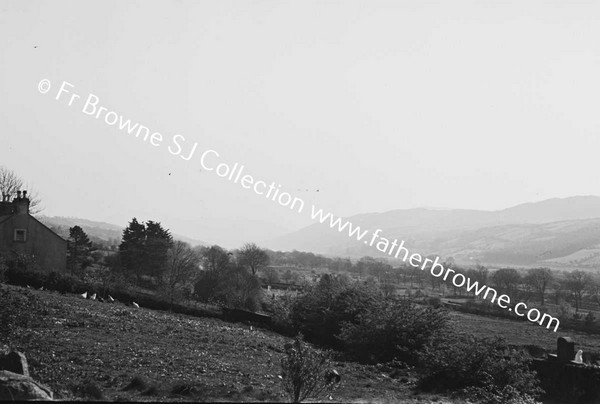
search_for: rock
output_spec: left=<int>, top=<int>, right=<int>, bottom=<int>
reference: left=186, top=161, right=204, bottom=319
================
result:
left=0, top=351, right=29, bottom=377
left=0, top=370, right=53, bottom=401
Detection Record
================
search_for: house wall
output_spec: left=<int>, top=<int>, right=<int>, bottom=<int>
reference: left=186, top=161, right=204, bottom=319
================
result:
left=0, top=214, right=67, bottom=272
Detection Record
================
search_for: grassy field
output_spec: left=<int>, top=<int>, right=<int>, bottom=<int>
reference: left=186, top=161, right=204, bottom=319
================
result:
left=2, top=284, right=461, bottom=403
left=449, top=311, right=600, bottom=359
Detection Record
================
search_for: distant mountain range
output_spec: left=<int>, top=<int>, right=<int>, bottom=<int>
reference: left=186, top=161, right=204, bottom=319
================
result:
left=38, top=216, right=206, bottom=248
left=266, top=196, right=600, bottom=269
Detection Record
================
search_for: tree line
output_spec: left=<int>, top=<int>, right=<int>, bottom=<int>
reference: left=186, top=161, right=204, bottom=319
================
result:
left=67, top=218, right=271, bottom=310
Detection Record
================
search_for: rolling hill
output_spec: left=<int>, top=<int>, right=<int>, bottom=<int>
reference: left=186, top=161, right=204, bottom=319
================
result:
left=267, top=196, right=600, bottom=269
left=37, top=216, right=206, bottom=248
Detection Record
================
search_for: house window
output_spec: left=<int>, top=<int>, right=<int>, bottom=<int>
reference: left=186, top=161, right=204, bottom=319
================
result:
left=14, top=229, right=27, bottom=242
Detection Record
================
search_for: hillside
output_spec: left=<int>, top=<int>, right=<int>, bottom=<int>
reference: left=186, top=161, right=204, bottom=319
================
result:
left=267, top=196, right=600, bottom=269
left=38, top=216, right=206, bottom=247
left=1, top=284, right=454, bottom=402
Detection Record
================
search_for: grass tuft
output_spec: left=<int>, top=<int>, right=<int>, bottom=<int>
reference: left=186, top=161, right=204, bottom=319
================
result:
left=122, top=375, right=148, bottom=391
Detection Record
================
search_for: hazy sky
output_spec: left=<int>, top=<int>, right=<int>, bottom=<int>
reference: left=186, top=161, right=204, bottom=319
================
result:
left=1, top=1, right=599, bottom=247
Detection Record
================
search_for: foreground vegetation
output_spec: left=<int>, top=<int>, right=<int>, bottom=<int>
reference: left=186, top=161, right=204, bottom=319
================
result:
left=2, top=276, right=549, bottom=403
left=2, top=283, right=465, bottom=403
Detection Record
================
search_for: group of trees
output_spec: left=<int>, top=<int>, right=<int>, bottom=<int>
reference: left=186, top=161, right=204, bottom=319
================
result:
left=192, top=243, right=270, bottom=310
left=109, top=219, right=272, bottom=310
left=118, top=218, right=174, bottom=282
left=474, top=266, right=597, bottom=313
left=60, top=214, right=274, bottom=311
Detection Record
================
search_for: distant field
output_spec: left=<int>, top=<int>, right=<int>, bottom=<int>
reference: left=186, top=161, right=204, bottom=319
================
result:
left=450, top=311, right=600, bottom=357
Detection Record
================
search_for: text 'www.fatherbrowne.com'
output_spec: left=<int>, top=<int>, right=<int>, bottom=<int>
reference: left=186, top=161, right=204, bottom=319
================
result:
left=39, top=78, right=560, bottom=333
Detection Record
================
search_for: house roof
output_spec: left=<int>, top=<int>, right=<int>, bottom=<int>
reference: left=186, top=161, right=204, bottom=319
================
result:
left=0, top=213, right=67, bottom=243
left=29, top=214, right=68, bottom=243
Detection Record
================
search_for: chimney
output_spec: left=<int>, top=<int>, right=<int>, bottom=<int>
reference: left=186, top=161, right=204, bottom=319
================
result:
left=13, top=190, right=30, bottom=215
left=0, top=194, right=13, bottom=215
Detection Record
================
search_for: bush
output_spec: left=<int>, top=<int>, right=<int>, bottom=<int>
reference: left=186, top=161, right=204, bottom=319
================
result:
left=289, top=274, right=380, bottom=348
left=427, top=296, right=442, bottom=308
left=418, top=333, right=542, bottom=401
left=193, top=271, right=222, bottom=303
left=72, top=379, right=104, bottom=400
left=286, top=275, right=449, bottom=364
left=220, top=266, right=262, bottom=311
left=0, top=256, right=7, bottom=283
left=280, top=334, right=339, bottom=403
left=339, top=299, right=449, bottom=364
left=269, top=292, right=296, bottom=335
left=585, top=311, right=596, bottom=330
left=194, top=264, right=262, bottom=311
left=3, top=254, right=44, bottom=288
left=46, top=271, right=86, bottom=294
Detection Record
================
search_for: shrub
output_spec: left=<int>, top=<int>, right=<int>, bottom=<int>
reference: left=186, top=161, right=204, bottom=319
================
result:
left=46, top=271, right=86, bottom=294
left=558, top=302, right=574, bottom=322
left=417, top=333, right=542, bottom=401
left=220, top=266, right=262, bottom=311
left=0, top=256, right=7, bottom=283
left=194, top=264, right=262, bottom=311
left=123, top=375, right=149, bottom=391
left=5, top=267, right=44, bottom=289
left=280, top=334, right=339, bottom=403
left=585, top=311, right=596, bottom=330
left=289, top=274, right=380, bottom=348
left=72, top=379, right=104, bottom=400
left=269, top=292, right=296, bottom=335
left=339, top=299, right=449, bottom=364
left=193, top=271, right=222, bottom=303
left=427, top=296, right=442, bottom=308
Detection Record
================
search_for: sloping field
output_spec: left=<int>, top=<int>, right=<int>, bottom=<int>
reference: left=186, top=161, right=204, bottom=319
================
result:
left=2, top=284, right=458, bottom=402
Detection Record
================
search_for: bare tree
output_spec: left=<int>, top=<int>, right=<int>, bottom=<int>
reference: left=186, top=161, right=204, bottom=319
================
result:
left=525, top=267, right=554, bottom=306
left=589, top=275, right=600, bottom=310
left=237, top=242, right=270, bottom=275
left=0, top=166, right=42, bottom=214
left=491, top=268, right=521, bottom=296
left=565, top=270, right=592, bottom=313
left=163, top=241, right=200, bottom=309
left=199, top=245, right=230, bottom=273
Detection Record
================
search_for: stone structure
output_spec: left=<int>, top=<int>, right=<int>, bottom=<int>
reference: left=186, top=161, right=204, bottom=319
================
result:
left=532, top=337, right=600, bottom=403
left=0, top=351, right=29, bottom=377
left=0, top=191, right=67, bottom=272
left=0, top=350, right=53, bottom=400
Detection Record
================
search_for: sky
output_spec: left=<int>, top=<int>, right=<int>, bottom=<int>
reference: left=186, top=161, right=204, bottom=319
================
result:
left=1, top=0, right=600, bottom=247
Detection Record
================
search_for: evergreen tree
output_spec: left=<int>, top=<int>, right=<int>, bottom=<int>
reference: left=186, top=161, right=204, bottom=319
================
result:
left=67, top=225, right=93, bottom=275
left=119, top=218, right=146, bottom=283
left=118, top=218, right=173, bottom=283
left=145, top=220, right=173, bottom=277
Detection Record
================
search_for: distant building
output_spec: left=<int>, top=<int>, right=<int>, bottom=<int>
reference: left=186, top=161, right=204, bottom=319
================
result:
left=0, top=190, right=67, bottom=272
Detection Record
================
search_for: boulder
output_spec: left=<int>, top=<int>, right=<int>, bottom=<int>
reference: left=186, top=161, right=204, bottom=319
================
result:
left=0, top=370, right=53, bottom=401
